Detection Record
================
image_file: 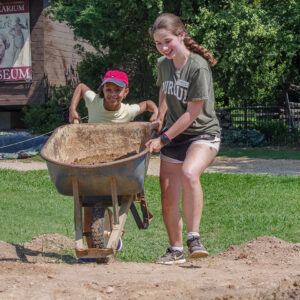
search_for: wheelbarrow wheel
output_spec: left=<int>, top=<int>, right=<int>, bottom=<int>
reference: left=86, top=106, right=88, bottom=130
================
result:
left=91, top=206, right=112, bottom=263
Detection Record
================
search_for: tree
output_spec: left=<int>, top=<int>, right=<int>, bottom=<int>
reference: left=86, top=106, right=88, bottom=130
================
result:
left=47, top=0, right=162, bottom=105
left=47, top=0, right=299, bottom=106
left=185, top=0, right=300, bottom=105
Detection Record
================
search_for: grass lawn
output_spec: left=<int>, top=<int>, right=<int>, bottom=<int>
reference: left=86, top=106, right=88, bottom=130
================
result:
left=0, top=169, right=299, bottom=263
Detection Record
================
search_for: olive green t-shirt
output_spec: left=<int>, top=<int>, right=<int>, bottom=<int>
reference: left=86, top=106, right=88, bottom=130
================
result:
left=157, top=52, right=220, bottom=136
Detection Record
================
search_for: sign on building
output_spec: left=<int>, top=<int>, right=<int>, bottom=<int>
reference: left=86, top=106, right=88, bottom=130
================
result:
left=0, top=0, right=32, bottom=82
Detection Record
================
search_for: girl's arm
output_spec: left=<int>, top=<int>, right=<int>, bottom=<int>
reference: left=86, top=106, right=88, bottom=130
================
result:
left=164, top=100, right=204, bottom=140
left=146, top=100, right=204, bottom=153
left=69, top=83, right=91, bottom=123
left=155, top=87, right=168, bottom=130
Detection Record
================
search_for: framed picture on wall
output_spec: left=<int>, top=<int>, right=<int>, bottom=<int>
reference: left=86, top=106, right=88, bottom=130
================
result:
left=0, top=0, right=32, bottom=82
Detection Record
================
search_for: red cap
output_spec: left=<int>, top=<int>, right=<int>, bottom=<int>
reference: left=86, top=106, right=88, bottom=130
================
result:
left=101, top=70, right=128, bottom=87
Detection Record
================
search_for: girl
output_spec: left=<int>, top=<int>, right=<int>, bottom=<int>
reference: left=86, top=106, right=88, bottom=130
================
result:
left=146, top=13, right=221, bottom=264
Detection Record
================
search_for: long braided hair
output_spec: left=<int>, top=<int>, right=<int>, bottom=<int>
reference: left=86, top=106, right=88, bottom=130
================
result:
left=149, top=13, right=217, bottom=67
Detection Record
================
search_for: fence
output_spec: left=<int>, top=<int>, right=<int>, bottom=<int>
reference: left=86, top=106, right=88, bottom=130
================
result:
left=216, top=103, right=300, bottom=132
left=215, top=101, right=300, bottom=146
left=216, top=81, right=300, bottom=136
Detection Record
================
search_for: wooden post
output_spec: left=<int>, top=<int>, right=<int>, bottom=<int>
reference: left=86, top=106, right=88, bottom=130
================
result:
left=282, top=76, right=296, bottom=131
left=110, top=176, right=119, bottom=225
left=106, top=195, right=134, bottom=250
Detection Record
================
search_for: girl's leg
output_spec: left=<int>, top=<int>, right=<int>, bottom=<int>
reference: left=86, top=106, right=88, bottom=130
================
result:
left=181, top=144, right=217, bottom=233
left=160, top=160, right=183, bottom=247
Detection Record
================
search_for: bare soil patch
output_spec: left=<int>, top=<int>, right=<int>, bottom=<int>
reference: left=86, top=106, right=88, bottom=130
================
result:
left=72, top=151, right=138, bottom=165
left=0, top=234, right=299, bottom=299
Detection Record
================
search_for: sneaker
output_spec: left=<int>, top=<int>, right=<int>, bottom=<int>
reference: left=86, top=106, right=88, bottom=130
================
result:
left=116, top=237, right=122, bottom=251
left=187, top=236, right=209, bottom=258
left=77, top=258, right=96, bottom=263
left=155, top=248, right=186, bottom=265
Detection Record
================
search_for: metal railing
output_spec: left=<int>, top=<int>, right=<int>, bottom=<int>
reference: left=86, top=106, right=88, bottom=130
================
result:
left=216, top=103, right=300, bottom=132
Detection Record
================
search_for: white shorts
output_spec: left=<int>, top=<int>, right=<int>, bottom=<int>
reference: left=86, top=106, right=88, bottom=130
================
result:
left=161, top=136, right=221, bottom=164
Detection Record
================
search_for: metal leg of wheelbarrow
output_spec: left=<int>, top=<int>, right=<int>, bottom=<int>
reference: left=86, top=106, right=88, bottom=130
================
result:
left=130, top=192, right=153, bottom=229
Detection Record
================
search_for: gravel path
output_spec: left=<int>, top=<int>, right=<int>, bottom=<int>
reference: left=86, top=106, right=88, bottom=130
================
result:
left=147, top=156, right=300, bottom=176
left=1, top=156, right=300, bottom=176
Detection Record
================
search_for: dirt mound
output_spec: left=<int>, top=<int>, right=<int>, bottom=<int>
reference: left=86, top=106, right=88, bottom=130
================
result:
left=216, top=236, right=300, bottom=264
left=23, top=233, right=75, bottom=252
left=0, top=234, right=76, bottom=264
left=0, top=234, right=300, bottom=299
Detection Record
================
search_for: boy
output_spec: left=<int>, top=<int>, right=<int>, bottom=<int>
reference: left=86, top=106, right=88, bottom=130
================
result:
left=69, top=70, right=158, bottom=124
left=69, top=70, right=158, bottom=252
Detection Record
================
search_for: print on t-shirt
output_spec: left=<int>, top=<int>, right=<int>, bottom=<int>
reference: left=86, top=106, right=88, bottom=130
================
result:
left=162, top=79, right=190, bottom=103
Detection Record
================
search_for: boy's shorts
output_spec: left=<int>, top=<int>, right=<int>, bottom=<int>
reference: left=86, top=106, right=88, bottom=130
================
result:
left=160, top=132, right=221, bottom=164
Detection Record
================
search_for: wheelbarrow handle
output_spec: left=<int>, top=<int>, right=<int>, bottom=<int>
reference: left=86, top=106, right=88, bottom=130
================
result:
left=149, top=122, right=159, bottom=139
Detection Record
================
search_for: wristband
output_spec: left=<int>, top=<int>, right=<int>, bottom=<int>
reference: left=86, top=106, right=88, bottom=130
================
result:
left=160, top=132, right=172, bottom=146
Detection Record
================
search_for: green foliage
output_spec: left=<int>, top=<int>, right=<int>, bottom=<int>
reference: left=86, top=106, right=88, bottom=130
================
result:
left=22, top=86, right=87, bottom=134
left=47, top=0, right=299, bottom=106
left=185, top=0, right=299, bottom=105
left=221, top=120, right=298, bottom=146
left=254, top=119, right=293, bottom=144
left=47, top=0, right=162, bottom=105
left=221, top=129, right=266, bottom=146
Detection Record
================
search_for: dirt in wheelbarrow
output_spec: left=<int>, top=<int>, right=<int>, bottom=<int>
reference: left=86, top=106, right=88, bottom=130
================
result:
left=1, top=234, right=300, bottom=299
left=72, top=151, right=138, bottom=165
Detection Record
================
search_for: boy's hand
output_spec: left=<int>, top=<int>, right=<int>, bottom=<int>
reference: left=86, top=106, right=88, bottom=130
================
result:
left=149, top=121, right=160, bottom=133
left=151, top=118, right=164, bottom=133
left=149, top=111, right=158, bottom=122
left=69, top=109, right=82, bottom=124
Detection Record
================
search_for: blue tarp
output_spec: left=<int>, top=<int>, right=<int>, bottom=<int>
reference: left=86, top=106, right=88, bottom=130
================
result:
left=0, top=132, right=49, bottom=159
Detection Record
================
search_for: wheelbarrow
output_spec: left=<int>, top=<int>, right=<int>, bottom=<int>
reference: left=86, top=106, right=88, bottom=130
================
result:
left=40, top=122, right=155, bottom=261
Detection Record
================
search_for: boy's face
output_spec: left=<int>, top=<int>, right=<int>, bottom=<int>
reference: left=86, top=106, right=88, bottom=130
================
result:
left=102, top=82, right=129, bottom=111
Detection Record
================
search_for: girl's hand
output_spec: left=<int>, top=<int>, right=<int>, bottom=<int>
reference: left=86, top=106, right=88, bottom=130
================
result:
left=146, top=137, right=163, bottom=153
left=69, top=109, right=82, bottom=124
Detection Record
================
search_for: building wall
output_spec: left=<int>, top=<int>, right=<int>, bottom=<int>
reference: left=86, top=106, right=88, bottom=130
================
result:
left=0, top=0, right=94, bottom=129
left=0, top=0, right=93, bottom=107
left=28, top=0, right=45, bottom=104
left=43, top=18, right=79, bottom=88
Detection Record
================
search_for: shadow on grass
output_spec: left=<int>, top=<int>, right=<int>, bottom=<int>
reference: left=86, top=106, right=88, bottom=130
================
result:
left=0, top=243, right=78, bottom=264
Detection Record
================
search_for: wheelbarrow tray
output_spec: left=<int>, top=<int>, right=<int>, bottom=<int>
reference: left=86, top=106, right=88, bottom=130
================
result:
left=40, top=122, right=153, bottom=260
left=41, top=122, right=152, bottom=197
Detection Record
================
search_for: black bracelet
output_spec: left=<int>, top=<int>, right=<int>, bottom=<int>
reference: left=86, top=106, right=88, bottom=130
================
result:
left=160, top=132, right=172, bottom=146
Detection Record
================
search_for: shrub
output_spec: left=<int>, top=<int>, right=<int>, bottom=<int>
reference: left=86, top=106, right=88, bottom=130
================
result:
left=22, top=86, right=87, bottom=135
left=221, top=129, right=266, bottom=147
left=254, top=120, right=292, bottom=145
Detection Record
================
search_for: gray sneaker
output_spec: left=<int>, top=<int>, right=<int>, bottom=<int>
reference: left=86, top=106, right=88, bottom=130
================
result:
left=155, top=248, right=186, bottom=265
left=187, top=236, right=209, bottom=258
